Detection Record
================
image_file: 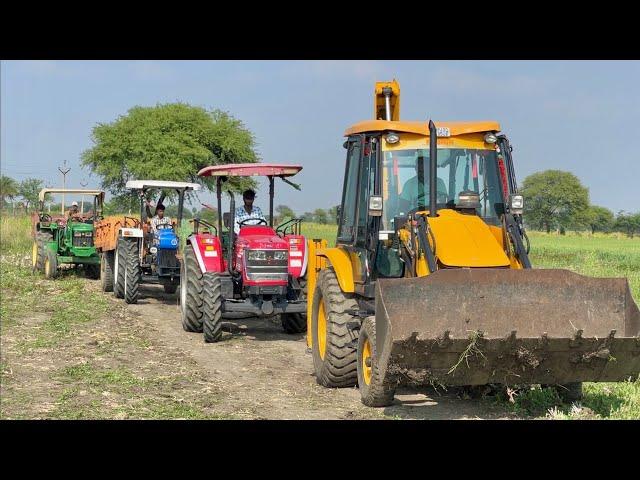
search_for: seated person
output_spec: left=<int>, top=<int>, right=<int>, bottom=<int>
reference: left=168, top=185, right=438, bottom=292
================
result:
left=146, top=202, right=172, bottom=233
left=67, top=201, right=83, bottom=221
left=399, top=157, right=448, bottom=211
left=234, top=189, right=266, bottom=234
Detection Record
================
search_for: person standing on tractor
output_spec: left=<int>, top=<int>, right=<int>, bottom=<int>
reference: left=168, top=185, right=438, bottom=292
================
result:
left=234, top=189, right=266, bottom=234
left=400, top=155, right=448, bottom=209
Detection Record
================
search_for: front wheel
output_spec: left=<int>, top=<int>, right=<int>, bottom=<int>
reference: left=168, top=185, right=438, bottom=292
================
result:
left=44, top=249, right=58, bottom=279
left=122, top=239, right=141, bottom=304
left=202, top=273, right=223, bottom=343
left=113, top=245, right=124, bottom=299
left=281, top=313, right=307, bottom=334
left=356, top=316, right=395, bottom=407
left=100, top=251, right=114, bottom=292
left=180, top=245, right=204, bottom=333
left=163, top=283, right=178, bottom=294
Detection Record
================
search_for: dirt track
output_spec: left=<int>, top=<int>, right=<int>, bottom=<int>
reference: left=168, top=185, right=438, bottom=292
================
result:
left=122, top=283, right=513, bottom=419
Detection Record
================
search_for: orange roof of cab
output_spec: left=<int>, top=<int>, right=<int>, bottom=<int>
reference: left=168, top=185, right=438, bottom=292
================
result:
left=344, top=120, right=501, bottom=137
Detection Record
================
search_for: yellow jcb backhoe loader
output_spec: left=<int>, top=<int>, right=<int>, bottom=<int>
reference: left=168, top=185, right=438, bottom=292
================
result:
left=306, top=79, right=640, bottom=407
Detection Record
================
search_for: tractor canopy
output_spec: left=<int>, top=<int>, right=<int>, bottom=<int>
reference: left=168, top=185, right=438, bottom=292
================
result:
left=197, top=163, right=302, bottom=178
left=38, top=188, right=105, bottom=202
left=125, top=180, right=201, bottom=191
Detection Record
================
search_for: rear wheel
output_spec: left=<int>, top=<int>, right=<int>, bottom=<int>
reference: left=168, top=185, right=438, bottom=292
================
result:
left=85, top=263, right=100, bottom=280
left=357, top=316, right=395, bottom=407
left=44, top=249, right=58, bottom=279
left=281, top=313, right=307, bottom=334
left=202, top=273, right=223, bottom=343
left=180, top=245, right=204, bottom=333
left=163, top=283, right=178, bottom=294
left=100, top=251, right=114, bottom=292
left=557, top=382, right=583, bottom=403
left=311, top=268, right=359, bottom=388
left=122, top=239, right=140, bottom=304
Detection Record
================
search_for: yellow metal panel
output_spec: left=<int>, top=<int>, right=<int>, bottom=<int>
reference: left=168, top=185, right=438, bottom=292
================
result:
left=382, top=132, right=496, bottom=151
left=427, top=210, right=510, bottom=267
left=345, top=120, right=500, bottom=137
left=306, top=238, right=327, bottom=347
left=317, top=247, right=355, bottom=293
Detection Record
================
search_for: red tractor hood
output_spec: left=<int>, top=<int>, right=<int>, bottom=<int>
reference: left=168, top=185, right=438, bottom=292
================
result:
left=237, top=226, right=288, bottom=249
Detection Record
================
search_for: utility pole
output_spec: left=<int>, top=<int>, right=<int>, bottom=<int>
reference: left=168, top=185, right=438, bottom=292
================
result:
left=45, top=183, right=52, bottom=213
left=58, top=160, right=71, bottom=215
left=80, top=179, right=88, bottom=214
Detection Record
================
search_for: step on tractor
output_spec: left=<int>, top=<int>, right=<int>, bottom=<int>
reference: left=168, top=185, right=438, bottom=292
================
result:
left=31, top=188, right=104, bottom=279
left=180, top=163, right=308, bottom=342
left=94, top=180, right=201, bottom=303
left=306, top=80, right=640, bottom=407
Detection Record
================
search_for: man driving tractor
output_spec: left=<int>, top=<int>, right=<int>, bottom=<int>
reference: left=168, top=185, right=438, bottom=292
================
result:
left=146, top=201, right=172, bottom=233
left=67, top=201, right=82, bottom=220
left=233, top=189, right=266, bottom=234
left=400, top=155, right=448, bottom=208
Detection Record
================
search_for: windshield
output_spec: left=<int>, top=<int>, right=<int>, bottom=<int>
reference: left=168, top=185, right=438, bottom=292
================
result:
left=381, top=148, right=506, bottom=229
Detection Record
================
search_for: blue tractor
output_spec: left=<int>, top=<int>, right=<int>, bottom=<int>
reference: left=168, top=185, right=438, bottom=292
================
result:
left=111, top=180, right=201, bottom=302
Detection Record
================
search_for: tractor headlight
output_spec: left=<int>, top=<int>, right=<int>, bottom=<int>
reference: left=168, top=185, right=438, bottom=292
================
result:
left=484, top=133, right=498, bottom=144
left=385, top=132, right=400, bottom=144
left=247, top=250, right=267, bottom=261
left=150, top=246, right=158, bottom=254
left=73, top=232, right=82, bottom=237
left=273, top=250, right=288, bottom=261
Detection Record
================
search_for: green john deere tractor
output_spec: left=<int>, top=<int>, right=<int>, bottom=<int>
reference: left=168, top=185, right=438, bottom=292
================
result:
left=31, top=188, right=105, bottom=279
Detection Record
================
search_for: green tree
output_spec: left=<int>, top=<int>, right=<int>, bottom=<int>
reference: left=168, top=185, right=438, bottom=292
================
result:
left=18, top=178, right=44, bottom=212
left=81, top=103, right=259, bottom=203
left=275, top=204, right=295, bottom=223
left=302, top=211, right=315, bottom=222
left=327, top=205, right=339, bottom=224
left=520, top=170, right=589, bottom=233
left=0, top=175, right=19, bottom=209
left=614, top=211, right=640, bottom=238
left=313, top=208, right=329, bottom=224
left=585, top=205, right=614, bottom=234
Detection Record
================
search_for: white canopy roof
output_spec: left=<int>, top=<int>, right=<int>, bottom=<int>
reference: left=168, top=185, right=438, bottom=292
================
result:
left=125, top=180, right=201, bottom=191
left=39, top=189, right=105, bottom=201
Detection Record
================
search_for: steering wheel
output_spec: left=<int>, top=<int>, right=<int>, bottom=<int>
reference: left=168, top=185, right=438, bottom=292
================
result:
left=238, top=217, right=267, bottom=227
left=41, top=213, right=52, bottom=222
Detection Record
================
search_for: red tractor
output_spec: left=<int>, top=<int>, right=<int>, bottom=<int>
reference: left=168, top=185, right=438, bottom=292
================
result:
left=180, top=163, right=308, bottom=342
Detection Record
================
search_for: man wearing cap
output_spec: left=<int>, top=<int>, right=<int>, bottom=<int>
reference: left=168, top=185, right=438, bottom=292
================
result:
left=234, top=189, right=266, bottom=234
left=67, top=201, right=82, bottom=220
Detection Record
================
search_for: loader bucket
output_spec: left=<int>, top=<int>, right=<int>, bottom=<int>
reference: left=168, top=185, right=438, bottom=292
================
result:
left=375, top=269, right=640, bottom=388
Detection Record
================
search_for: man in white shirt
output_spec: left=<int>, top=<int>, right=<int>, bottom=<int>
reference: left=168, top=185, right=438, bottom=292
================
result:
left=147, top=202, right=172, bottom=233
left=234, top=189, right=266, bottom=234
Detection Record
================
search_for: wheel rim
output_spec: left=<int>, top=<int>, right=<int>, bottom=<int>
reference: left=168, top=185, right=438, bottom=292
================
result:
left=114, top=249, right=119, bottom=280
left=32, top=242, right=38, bottom=268
left=361, top=336, right=372, bottom=386
left=317, top=298, right=327, bottom=360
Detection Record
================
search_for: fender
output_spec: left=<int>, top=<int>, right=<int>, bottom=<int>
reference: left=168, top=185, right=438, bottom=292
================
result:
left=188, top=233, right=225, bottom=274
left=317, top=247, right=354, bottom=293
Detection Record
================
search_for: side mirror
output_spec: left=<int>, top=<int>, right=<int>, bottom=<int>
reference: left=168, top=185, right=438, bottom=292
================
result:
left=336, top=206, right=342, bottom=225
left=222, top=212, right=231, bottom=228
left=368, top=195, right=383, bottom=217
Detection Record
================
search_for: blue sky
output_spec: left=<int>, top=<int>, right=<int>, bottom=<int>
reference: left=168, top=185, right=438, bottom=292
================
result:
left=1, top=60, right=639, bottom=213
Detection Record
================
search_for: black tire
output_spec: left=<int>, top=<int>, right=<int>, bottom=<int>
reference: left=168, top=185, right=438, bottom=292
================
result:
left=202, top=273, right=223, bottom=343
left=32, top=231, right=52, bottom=273
left=122, top=238, right=140, bottom=304
left=85, top=263, right=101, bottom=280
left=311, top=268, right=359, bottom=388
left=556, top=382, right=583, bottom=403
left=281, top=313, right=307, bottom=334
left=357, top=316, right=395, bottom=407
left=113, top=243, right=125, bottom=299
left=282, top=275, right=307, bottom=333
left=100, top=251, right=114, bottom=292
left=163, top=283, right=178, bottom=294
left=44, top=248, right=58, bottom=279
left=180, top=245, right=204, bottom=333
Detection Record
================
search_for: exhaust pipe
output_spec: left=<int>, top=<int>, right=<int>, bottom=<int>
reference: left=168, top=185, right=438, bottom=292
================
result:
left=382, top=86, right=392, bottom=121
left=428, top=119, right=437, bottom=217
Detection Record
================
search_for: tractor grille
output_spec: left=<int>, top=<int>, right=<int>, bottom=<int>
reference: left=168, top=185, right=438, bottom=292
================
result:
left=157, top=249, right=179, bottom=269
left=72, top=235, right=94, bottom=247
left=245, top=250, right=288, bottom=281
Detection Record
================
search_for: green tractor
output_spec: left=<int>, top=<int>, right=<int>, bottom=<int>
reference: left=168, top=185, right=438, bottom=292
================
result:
left=31, top=188, right=105, bottom=279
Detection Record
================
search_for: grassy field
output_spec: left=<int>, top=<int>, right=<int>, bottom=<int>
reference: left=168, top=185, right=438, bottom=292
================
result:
left=2, top=215, right=639, bottom=419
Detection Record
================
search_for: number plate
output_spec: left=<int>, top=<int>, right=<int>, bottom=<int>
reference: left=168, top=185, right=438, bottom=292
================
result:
left=436, top=127, right=451, bottom=137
